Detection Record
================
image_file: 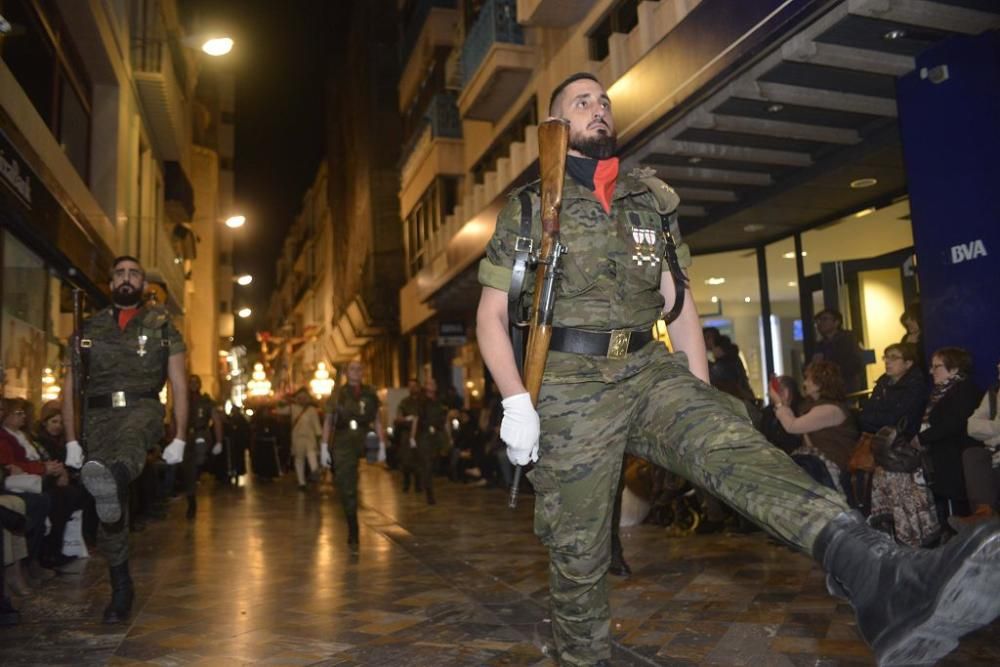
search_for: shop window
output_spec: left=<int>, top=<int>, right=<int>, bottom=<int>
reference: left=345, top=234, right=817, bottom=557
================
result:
left=2, top=233, right=50, bottom=402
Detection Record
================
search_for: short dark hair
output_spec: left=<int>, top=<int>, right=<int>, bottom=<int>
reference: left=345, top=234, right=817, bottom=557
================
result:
left=900, top=302, right=922, bottom=326
left=814, top=309, right=843, bottom=326
left=111, top=255, right=145, bottom=278
left=884, top=342, right=919, bottom=364
left=932, top=346, right=973, bottom=375
left=549, top=72, right=601, bottom=115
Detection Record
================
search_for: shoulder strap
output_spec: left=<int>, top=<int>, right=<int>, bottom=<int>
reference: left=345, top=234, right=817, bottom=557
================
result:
left=635, top=173, right=688, bottom=324
left=508, top=189, right=536, bottom=373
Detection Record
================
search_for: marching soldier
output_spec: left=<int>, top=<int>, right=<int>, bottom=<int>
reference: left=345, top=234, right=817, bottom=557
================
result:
left=394, top=379, right=422, bottom=493
left=320, top=360, right=384, bottom=550
left=414, top=377, right=450, bottom=506
left=475, top=73, right=1000, bottom=666
left=184, top=375, right=223, bottom=518
left=62, top=256, right=188, bottom=623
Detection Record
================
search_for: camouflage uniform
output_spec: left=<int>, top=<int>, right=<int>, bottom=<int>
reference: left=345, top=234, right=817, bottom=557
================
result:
left=325, top=383, right=380, bottom=519
left=395, top=394, right=421, bottom=490
left=75, top=305, right=185, bottom=566
left=184, top=391, right=217, bottom=496
left=478, top=173, right=849, bottom=665
left=417, top=395, right=450, bottom=501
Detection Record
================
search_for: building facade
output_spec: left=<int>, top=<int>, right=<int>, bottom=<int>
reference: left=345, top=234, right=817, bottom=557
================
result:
left=0, top=0, right=235, bottom=404
left=397, top=0, right=1000, bottom=401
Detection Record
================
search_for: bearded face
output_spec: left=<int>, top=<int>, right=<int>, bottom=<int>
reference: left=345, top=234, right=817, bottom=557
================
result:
left=112, top=282, right=143, bottom=307
left=569, top=127, right=617, bottom=160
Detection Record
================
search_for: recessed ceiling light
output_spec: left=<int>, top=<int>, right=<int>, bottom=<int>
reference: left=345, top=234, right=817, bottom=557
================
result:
left=854, top=207, right=877, bottom=218
left=850, top=177, right=878, bottom=189
left=783, top=251, right=807, bottom=259
left=711, top=296, right=719, bottom=304
left=743, top=223, right=766, bottom=233
left=688, top=156, right=703, bottom=165
left=744, top=297, right=752, bottom=303
left=787, top=281, right=797, bottom=287
left=884, top=29, right=907, bottom=41
left=766, top=103, right=784, bottom=113
left=705, top=277, right=726, bottom=285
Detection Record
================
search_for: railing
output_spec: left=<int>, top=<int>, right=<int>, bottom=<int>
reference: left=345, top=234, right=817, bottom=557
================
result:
left=461, top=0, right=524, bottom=86
left=400, top=0, right=459, bottom=64
left=399, top=91, right=463, bottom=176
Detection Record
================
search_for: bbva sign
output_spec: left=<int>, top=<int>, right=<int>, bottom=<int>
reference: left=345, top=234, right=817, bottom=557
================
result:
left=950, top=240, right=988, bottom=264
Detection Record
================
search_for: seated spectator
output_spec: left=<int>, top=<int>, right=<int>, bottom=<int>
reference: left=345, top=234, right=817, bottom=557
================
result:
left=33, top=400, right=92, bottom=552
left=862, top=345, right=938, bottom=546
left=951, top=358, right=1000, bottom=529
left=860, top=343, right=928, bottom=436
left=759, top=375, right=805, bottom=454
left=899, top=303, right=926, bottom=372
left=917, top=347, right=983, bottom=522
left=770, top=361, right=858, bottom=495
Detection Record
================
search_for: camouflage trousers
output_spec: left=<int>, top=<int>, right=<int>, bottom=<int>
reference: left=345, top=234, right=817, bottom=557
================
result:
left=527, top=346, right=848, bottom=666
left=332, top=430, right=365, bottom=519
left=417, top=431, right=448, bottom=496
left=85, top=401, right=165, bottom=567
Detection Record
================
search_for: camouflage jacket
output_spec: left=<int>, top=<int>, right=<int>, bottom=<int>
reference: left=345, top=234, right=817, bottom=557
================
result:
left=418, top=396, right=449, bottom=434
left=75, top=304, right=186, bottom=397
left=189, top=392, right=218, bottom=436
left=478, top=170, right=690, bottom=384
left=395, top=395, right=421, bottom=435
left=326, top=383, right=380, bottom=431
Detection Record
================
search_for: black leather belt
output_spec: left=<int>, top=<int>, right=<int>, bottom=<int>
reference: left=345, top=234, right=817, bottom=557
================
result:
left=87, top=390, right=160, bottom=409
left=549, top=326, right=654, bottom=358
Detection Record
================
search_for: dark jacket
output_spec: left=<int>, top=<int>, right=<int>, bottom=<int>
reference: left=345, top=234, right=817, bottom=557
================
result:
left=918, top=378, right=983, bottom=501
left=815, top=330, right=865, bottom=393
left=759, top=405, right=803, bottom=455
left=860, top=367, right=928, bottom=438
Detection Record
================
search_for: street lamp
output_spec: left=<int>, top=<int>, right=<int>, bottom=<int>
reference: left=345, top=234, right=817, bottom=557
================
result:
left=309, top=362, right=335, bottom=399
left=236, top=274, right=253, bottom=286
left=225, top=215, right=246, bottom=229
left=201, top=36, right=234, bottom=56
left=238, top=307, right=252, bottom=318
left=247, top=363, right=272, bottom=397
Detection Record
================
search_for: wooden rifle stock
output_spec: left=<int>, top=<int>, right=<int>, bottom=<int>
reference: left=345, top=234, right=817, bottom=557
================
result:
left=509, top=119, right=569, bottom=510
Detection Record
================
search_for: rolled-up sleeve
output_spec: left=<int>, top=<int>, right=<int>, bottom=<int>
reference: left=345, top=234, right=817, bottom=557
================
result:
left=477, top=193, right=528, bottom=292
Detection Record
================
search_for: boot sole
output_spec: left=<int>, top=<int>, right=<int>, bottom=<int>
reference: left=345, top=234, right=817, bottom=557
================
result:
left=81, top=462, right=121, bottom=524
left=874, top=522, right=1000, bottom=666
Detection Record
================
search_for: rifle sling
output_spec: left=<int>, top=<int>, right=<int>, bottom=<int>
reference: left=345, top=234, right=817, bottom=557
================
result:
left=508, top=189, right=535, bottom=373
left=661, top=212, right=688, bottom=325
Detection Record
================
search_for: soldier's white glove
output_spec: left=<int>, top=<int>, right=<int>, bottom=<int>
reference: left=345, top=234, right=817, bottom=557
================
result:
left=320, top=443, right=332, bottom=468
left=500, top=393, right=540, bottom=466
left=211, top=442, right=222, bottom=456
left=409, top=437, right=417, bottom=449
left=162, top=438, right=186, bottom=465
left=65, top=440, right=84, bottom=469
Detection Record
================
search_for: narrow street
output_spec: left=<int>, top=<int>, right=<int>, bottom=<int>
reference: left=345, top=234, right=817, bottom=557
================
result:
left=2, top=464, right=998, bottom=666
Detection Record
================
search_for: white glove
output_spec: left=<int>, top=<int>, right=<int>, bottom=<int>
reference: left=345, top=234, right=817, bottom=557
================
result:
left=211, top=442, right=222, bottom=456
left=65, top=440, right=84, bottom=469
left=500, top=393, right=540, bottom=466
left=162, top=438, right=186, bottom=465
left=320, top=443, right=331, bottom=468
left=409, top=437, right=417, bottom=449
left=377, top=440, right=387, bottom=463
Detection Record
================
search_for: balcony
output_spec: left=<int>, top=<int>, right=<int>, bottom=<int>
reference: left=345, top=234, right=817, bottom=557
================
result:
left=457, top=0, right=535, bottom=122
left=399, top=0, right=460, bottom=110
left=133, top=37, right=190, bottom=164
left=400, top=93, right=464, bottom=207
left=517, top=0, right=599, bottom=27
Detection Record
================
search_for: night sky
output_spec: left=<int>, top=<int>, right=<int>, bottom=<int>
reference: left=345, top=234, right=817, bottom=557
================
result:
left=181, top=0, right=342, bottom=349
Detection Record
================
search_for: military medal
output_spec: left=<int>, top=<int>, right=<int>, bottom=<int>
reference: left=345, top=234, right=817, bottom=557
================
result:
left=137, top=334, right=148, bottom=357
left=631, top=228, right=657, bottom=266
left=359, top=399, right=366, bottom=413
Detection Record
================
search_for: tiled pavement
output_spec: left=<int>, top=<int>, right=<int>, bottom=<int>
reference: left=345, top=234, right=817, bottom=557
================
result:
left=2, top=463, right=998, bottom=666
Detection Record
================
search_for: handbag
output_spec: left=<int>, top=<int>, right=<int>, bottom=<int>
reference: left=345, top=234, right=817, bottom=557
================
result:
left=3, top=473, right=43, bottom=494
left=848, top=432, right=876, bottom=472
left=872, top=424, right=922, bottom=473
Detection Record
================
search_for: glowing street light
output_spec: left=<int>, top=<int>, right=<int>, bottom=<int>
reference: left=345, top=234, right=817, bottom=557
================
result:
left=225, top=215, right=246, bottom=229
left=236, top=274, right=253, bottom=286
left=247, top=363, right=272, bottom=397
left=310, top=362, right=335, bottom=398
left=202, top=37, right=234, bottom=57
left=238, top=307, right=252, bottom=318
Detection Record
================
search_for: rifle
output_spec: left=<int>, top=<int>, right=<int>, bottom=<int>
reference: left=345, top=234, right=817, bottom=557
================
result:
left=508, top=118, right=569, bottom=509
left=71, top=289, right=86, bottom=453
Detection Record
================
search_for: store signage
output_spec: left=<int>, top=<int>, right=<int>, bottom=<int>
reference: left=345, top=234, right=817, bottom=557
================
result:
left=949, top=239, right=987, bottom=264
left=0, top=144, right=32, bottom=207
left=438, top=321, right=467, bottom=346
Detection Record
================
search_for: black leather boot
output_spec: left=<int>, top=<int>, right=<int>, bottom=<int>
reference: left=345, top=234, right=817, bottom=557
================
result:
left=346, top=515, right=359, bottom=550
left=608, top=532, right=631, bottom=577
left=82, top=461, right=130, bottom=524
left=102, top=561, right=134, bottom=624
left=186, top=495, right=197, bottom=520
left=814, top=511, right=1000, bottom=666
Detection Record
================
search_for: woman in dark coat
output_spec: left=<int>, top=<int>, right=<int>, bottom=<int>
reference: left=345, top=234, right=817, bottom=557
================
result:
left=918, top=347, right=983, bottom=515
left=860, top=342, right=927, bottom=438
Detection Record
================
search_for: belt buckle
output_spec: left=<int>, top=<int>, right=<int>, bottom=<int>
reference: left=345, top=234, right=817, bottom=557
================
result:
left=428, top=425, right=436, bottom=435
left=607, top=329, right=631, bottom=359
left=349, top=419, right=358, bottom=431
left=111, top=391, right=127, bottom=408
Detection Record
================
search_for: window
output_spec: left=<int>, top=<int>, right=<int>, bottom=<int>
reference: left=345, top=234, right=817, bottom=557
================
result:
left=404, top=176, right=460, bottom=277
left=0, top=0, right=92, bottom=181
left=470, top=98, right=537, bottom=184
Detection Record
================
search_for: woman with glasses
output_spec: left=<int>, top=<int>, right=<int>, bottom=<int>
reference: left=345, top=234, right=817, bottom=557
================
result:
left=864, top=344, right=936, bottom=546
left=918, top=347, right=983, bottom=527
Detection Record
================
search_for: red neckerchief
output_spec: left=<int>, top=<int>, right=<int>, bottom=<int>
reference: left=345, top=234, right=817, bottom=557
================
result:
left=593, top=157, right=619, bottom=214
left=117, top=307, right=140, bottom=331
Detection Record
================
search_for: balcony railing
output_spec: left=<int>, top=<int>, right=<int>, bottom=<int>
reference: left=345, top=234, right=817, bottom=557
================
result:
left=401, top=0, right=459, bottom=64
left=461, top=0, right=524, bottom=86
left=399, top=91, right=463, bottom=173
